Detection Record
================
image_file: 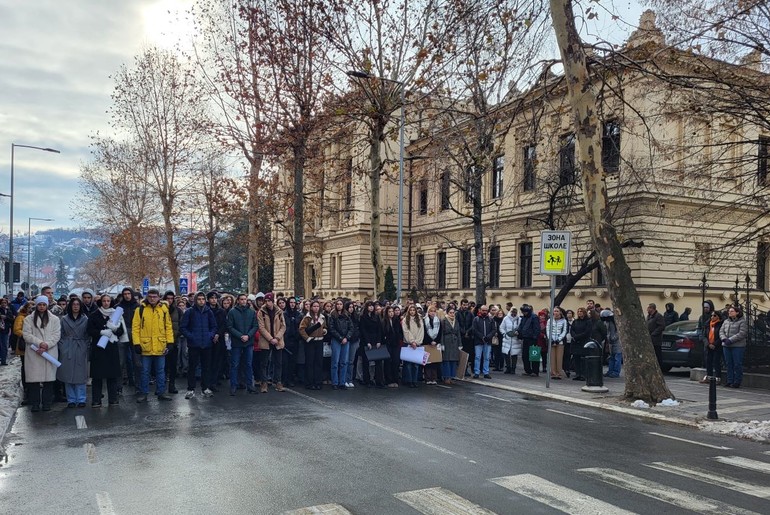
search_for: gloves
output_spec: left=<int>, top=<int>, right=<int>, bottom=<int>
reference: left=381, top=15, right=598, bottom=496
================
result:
left=134, top=345, right=142, bottom=355
left=106, top=321, right=119, bottom=331
left=109, top=334, right=119, bottom=343
left=100, top=329, right=113, bottom=337
left=722, top=338, right=731, bottom=346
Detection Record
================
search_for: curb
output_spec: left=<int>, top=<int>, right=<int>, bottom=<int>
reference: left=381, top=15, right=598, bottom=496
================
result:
left=0, top=359, right=23, bottom=448
left=457, top=377, right=700, bottom=428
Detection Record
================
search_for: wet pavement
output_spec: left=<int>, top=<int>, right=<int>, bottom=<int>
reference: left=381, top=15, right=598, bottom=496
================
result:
left=1, top=380, right=769, bottom=514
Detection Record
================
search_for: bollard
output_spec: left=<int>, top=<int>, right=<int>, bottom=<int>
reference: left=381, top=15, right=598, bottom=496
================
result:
left=707, top=375, right=719, bottom=419
left=581, top=341, right=608, bottom=393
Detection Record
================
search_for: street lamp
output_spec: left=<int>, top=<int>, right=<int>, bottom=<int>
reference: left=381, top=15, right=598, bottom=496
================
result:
left=27, top=217, right=54, bottom=296
left=9, top=144, right=60, bottom=295
left=346, top=70, right=406, bottom=301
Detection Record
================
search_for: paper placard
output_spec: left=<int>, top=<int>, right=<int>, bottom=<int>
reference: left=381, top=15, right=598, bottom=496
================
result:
left=400, top=346, right=429, bottom=365
left=97, top=307, right=124, bottom=349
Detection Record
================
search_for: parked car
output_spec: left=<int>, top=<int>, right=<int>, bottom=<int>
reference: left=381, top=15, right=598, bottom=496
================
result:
left=660, top=320, right=702, bottom=372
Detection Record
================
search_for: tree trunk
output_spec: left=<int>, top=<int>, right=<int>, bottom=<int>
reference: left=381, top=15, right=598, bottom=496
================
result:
left=247, top=157, right=262, bottom=294
left=368, top=125, right=386, bottom=298
left=293, top=142, right=306, bottom=298
left=549, top=0, right=673, bottom=403
left=207, top=210, right=217, bottom=288
left=161, top=200, right=180, bottom=293
left=473, top=198, right=486, bottom=304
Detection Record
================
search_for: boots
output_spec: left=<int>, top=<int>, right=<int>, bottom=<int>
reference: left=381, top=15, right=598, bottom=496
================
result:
left=168, top=379, right=179, bottom=394
left=260, top=382, right=268, bottom=393
left=275, top=382, right=285, bottom=392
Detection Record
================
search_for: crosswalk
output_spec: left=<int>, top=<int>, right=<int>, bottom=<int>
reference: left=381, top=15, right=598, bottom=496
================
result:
left=285, top=453, right=770, bottom=514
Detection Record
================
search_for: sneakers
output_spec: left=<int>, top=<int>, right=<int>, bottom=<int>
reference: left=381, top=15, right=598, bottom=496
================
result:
left=185, top=390, right=196, bottom=399
left=136, top=395, right=148, bottom=403
left=260, top=382, right=268, bottom=393
left=472, top=374, right=480, bottom=379
left=483, top=374, right=492, bottom=379
left=345, top=382, right=355, bottom=388
left=203, top=388, right=214, bottom=397
left=699, top=375, right=711, bottom=384
left=157, top=393, right=173, bottom=401
left=275, top=383, right=285, bottom=392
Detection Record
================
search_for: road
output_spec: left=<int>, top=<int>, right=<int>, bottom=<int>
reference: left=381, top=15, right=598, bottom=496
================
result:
left=1, top=381, right=768, bottom=514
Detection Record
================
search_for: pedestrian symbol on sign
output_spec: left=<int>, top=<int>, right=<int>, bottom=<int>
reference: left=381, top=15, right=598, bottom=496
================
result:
left=543, top=251, right=566, bottom=272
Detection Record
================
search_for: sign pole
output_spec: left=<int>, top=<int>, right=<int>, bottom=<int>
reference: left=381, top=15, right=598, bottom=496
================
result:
left=547, top=275, right=555, bottom=389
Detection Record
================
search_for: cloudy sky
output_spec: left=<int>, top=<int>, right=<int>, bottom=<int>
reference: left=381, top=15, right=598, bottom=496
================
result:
left=0, top=0, right=644, bottom=235
left=0, top=0, right=195, bottom=234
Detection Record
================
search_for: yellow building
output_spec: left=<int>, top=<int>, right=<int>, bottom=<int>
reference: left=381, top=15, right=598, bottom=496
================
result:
left=273, top=11, right=770, bottom=314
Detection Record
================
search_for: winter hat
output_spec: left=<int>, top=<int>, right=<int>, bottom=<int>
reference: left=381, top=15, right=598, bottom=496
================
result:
left=255, top=292, right=266, bottom=299
left=538, top=309, right=548, bottom=317
left=206, top=290, right=219, bottom=300
left=82, top=288, right=94, bottom=297
left=247, top=294, right=257, bottom=301
left=164, top=290, right=176, bottom=298
left=264, top=292, right=274, bottom=301
left=601, top=309, right=614, bottom=318
left=34, top=295, right=49, bottom=306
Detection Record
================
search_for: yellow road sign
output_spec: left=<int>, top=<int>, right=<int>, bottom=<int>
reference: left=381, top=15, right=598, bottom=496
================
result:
left=543, top=250, right=566, bottom=271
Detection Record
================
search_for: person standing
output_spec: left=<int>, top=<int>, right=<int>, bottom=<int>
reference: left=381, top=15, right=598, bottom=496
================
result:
left=569, top=307, right=592, bottom=381
left=440, top=306, right=462, bottom=384
left=207, top=291, right=226, bottom=390
left=456, top=299, right=474, bottom=377
left=57, top=298, right=89, bottom=407
left=423, top=304, right=442, bottom=385
left=22, top=296, right=61, bottom=412
left=256, top=293, right=286, bottom=393
left=663, top=302, right=679, bottom=327
left=226, top=293, right=259, bottom=395
left=383, top=305, right=403, bottom=387
left=299, top=300, right=326, bottom=390
left=328, top=299, right=352, bottom=390
left=181, top=292, right=217, bottom=399
left=163, top=291, right=181, bottom=394
left=547, top=307, right=568, bottom=380
left=472, top=305, right=496, bottom=379
left=720, top=306, right=748, bottom=388
left=282, top=297, right=301, bottom=387
left=518, top=305, right=541, bottom=377
left=131, top=288, right=174, bottom=403
left=646, top=303, right=666, bottom=370
left=359, top=301, right=385, bottom=388
left=80, top=289, right=98, bottom=317
left=700, top=310, right=723, bottom=384
left=500, top=307, right=522, bottom=374
left=88, top=294, right=126, bottom=407
left=14, top=302, right=31, bottom=404
left=601, top=309, right=622, bottom=378
left=401, top=304, right=424, bottom=388
left=117, top=288, right=139, bottom=392
left=0, top=298, right=11, bottom=365
left=345, top=302, right=361, bottom=388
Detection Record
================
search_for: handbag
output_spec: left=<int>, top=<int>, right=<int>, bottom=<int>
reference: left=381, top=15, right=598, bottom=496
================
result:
left=365, top=346, right=390, bottom=361
left=323, top=342, right=332, bottom=358
left=491, top=334, right=500, bottom=346
left=528, top=344, right=542, bottom=362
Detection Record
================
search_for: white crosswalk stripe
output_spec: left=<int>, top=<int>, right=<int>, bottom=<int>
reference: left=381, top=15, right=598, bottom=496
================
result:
left=394, top=487, right=496, bottom=514
left=490, top=474, right=636, bottom=514
left=646, top=462, right=770, bottom=499
left=282, top=504, right=353, bottom=515
left=713, top=456, right=770, bottom=475
left=579, top=467, right=761, bottom=515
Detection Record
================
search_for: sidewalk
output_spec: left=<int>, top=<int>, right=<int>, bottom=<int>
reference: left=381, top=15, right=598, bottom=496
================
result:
left=458, top=367, right=770, bottom=437
left=0, top=355, right=22, bottom=447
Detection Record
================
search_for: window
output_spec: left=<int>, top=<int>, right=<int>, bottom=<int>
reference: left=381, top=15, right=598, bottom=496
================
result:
left=461, top=248, right=471, bottom=289
left=694, top=242, right=711, bottom=266
left=440, top=171, right=451, bottom=210
left=595, top=264, right=606, bottom=287
left=489, top=246, right=500, bottom=288
left=419, top=180, right=428, bottom=215
left=464, top=165, right=477, bottom=203
left=330, top=254, right=337, bottom=288
left=602, top=121, right=621, bottom=173
left=416, top=254, right=425, bottom=289
left=758, top=242, right=769, bottom=291
left=491, top=155, right=504, bottom=199
left=559, top=133, right=576, bottom=186
left=437, top=251, right=447, bottom=289
left=759, top=136, right=769, bottom=186
left=519, top=242, right=533, bottom=287
left=523, top=145, right=536, bottom=191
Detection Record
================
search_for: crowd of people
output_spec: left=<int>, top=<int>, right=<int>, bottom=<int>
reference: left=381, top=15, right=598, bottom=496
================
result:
left=0, top=286, right=748, bottom=412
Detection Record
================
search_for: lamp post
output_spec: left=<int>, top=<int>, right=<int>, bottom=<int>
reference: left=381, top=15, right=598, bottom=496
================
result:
left=699, top=272, right=708, bottom=322
left=733, top=275, right=740, bottom=308
left=9, top=144, right=60, bottom=295
left=745, top=272, right=752, bottom=346
left=346, top=70, right=406, bottom=301
left=27, top=217, right=54, bottom=296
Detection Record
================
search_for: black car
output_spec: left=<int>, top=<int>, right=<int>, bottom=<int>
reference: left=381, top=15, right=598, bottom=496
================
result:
left=660, top=320, right=702, bottom=372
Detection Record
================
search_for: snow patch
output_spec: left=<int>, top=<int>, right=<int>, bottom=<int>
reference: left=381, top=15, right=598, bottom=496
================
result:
left=658, top=398, right=680, bottom=407
left=700, top=420, right=770, bottom=442
left=0, top=359, right=22, bottom=444
left=631, top=400, right=650, bottom=409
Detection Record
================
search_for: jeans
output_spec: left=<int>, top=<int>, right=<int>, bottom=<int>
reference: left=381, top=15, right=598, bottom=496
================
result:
left=722, top=346, right=745, bottom=385
left=330, top=339, right=349, bottom=386
left=441, top=360, right=458, bottom=379
left=474, top=343, right=491, bottom=375
left=65, top=383, right=87, bottom=403
left=402, top=362, right=418, bottom=383
left=230, top=346, right=254, bottom=390
left=606, top=352, right=622, bottom=377
left=706, top=345, right=722, bottom=378
left=188, top=346, right=212, bottom=391
left=346, top=341, right=360, bottom=383
left=141, top=355, right=166, bottom=395
left=261, top=347, right=283, bottom=384
left=0, top=331, right=9, bottom=364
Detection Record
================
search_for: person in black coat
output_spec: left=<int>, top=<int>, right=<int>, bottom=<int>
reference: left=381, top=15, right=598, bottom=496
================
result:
left=117, top=287, right=139, bottom=389
left=456, top=299, right=475, bottom=376
left=282, top=297, right=302, bottom=387
left=359, top=301, right=385, bottom=388
left=382, top=305, right=403, bottom=387
left=517, top=305, right=541, bottom=377
left=569, top=307, right=592, bottom=381
left=209, top=292, right=229, bottom=390
left=88, top=294, right=126, bottom=407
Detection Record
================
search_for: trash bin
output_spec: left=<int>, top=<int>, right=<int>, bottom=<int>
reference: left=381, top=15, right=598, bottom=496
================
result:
left=583, top=340, right=603, bottom=387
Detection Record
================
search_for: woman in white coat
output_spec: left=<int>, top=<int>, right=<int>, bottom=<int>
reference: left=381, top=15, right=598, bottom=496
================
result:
left=546, top=307, right=568, bottom=379
left=500, top=308, right=522, bottom=375
left=22, top=296, right=62, bottom=412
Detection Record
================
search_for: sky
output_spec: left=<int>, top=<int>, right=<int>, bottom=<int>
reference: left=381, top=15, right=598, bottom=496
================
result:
left=0, top=0, right=644, bottom=235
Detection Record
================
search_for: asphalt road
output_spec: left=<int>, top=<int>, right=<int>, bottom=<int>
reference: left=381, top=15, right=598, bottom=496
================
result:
left=1, top=381, right=769, bottom=514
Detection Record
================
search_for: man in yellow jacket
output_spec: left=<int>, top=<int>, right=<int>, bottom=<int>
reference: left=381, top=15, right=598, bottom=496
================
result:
left=132, top=288, right=175, bottom=403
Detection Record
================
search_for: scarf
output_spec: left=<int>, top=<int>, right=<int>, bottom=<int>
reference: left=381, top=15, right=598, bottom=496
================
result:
left=708, top=318, right=718, bottom=345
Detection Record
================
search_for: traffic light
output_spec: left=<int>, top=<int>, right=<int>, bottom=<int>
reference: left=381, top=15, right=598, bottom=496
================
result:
left=4, top=262, right=20, bottom=283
